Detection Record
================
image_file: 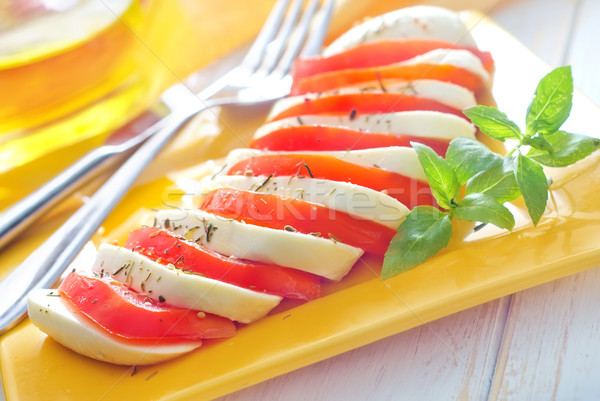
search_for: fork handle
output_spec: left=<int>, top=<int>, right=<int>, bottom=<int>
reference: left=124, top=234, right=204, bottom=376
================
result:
left=0, top=147, right=118, bottom=249
left=0, top=112, right=169, bottom=251
left=0, top=101, right=216, bottom=334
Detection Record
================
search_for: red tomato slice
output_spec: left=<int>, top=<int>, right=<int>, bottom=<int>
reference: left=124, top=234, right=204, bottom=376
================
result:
left=59, top=272, right=236, bottom=344
left=126, top=227, right=320, bottom=300
left=249, top=125, right=449, bottom=156
left=291, top=39, right=494, bottom=81
left=268, top=93, right=466, bottom=122
left=227, top=154, right=434, bottom=208
left=200, top=188, right=396, bottom=255
left=291, top=63, right=483, bottom=95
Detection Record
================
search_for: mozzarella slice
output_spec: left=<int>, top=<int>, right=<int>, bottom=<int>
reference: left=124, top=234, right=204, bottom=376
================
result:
left=396, top=48, right=490, bottom=84
left=254, top=111, right=475, bottom=142
left=203, top=175, right=408, bottom=230
left=324, top=6, right=478, bottom=56
left=28, top=288, right=200, bottom=366
left=268, top=80, right=476, bottom=120
left=92, top=244, right=282, bottom=323
left=154, top=209, right=363, bottom=281
left=223, top=147, right=426, bottom=181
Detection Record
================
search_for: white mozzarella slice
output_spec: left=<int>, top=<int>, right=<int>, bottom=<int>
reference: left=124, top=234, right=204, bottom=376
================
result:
left=28, top=288, right=200, bottom=366
left=205, top=175, right=408, bottom=230
left=154, top=209, right=363, bottom=281
left=396, top=48, right=490, bottom=84
left=92, top=244, right=281, bottom=324
left=268, top=80, right=476, bottom=120
left=254, top=111, right=475, bottom=142
left=324, top=6, right=477, bottom=56
left=223, top=147, right=426, bottom=181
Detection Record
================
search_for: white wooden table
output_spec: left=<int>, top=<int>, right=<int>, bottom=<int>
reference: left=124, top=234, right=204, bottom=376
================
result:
left=218, top=1, right=600, bottom=400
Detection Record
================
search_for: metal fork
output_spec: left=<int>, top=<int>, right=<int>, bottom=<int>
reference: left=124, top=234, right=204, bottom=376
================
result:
left=0, top=0, right=334, bottom=334
left=0, top=0, right=333, bottom=250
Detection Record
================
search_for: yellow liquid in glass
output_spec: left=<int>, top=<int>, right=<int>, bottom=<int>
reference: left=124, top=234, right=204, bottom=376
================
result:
left=0, top=0, right=151, bottom=209
left=0, top=0, right=283, bottom=209
left=0, top=0, right=142, bottom=134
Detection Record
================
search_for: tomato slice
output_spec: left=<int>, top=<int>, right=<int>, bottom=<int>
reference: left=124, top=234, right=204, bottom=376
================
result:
left=200, top=188, right=396, bottom=255
left=126, top=227, right=320, bottom=300
left=249, top=125, right=449, bottom=156
left=59, top=272, right=236, bottom=344
left=268, top=93, right=466, bottom=122
left=227, top=154, right=434, bottom=208
left=291, top=39, right=494, bottom=81
left=291, top=63, right=483, bottom=95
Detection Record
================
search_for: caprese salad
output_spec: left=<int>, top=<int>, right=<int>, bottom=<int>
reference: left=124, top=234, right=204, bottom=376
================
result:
left=27, top=6, right=495, bottom=366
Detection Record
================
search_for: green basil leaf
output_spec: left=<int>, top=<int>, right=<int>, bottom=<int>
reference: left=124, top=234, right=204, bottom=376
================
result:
left=411, top=142, right=459, bottom=210
left=445, top=137, right=504, bottom=184
left=463, top=106, right=522, bottom=142
left=514, top=153, right=548, bottom=225
left=526, top=66, right=573, bottom=135
left=382, top=206, right=452, bottom=279
left=528, top=130, right=600, bottom=167
left=527, top=135, right=554, bottom=152
left=466, top=158, right=521, bottom=203
left=454, top=193, right=515, bottom=230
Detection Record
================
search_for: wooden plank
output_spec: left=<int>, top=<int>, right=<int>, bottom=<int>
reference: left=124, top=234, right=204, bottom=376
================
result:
left=490, top=0, right=578, bottom=65
left=490, top=268, right=600, bottom=401
left=219, top=299, right=510, bottom=401
left=565, top=0, right=600, bottom=103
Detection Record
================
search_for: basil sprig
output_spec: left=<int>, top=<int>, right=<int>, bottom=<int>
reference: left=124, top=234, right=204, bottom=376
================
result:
left=381, top=138, right=514, bottom=279
left=382, top=66, right=600, bottom=280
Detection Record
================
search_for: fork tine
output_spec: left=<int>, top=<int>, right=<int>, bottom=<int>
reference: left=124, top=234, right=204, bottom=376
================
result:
left=255, top=0, right=304, bottom=76
left=240, top=0, right=290, bottom=72
left=273, top=0, right=321, bottom=77
left=299, top=0, right=335, bottom=58
left=275, top=0, right=319, bottom=76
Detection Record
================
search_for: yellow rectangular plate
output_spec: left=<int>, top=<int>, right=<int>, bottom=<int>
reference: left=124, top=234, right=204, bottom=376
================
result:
left=2, top=11, right=600, bottom=401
